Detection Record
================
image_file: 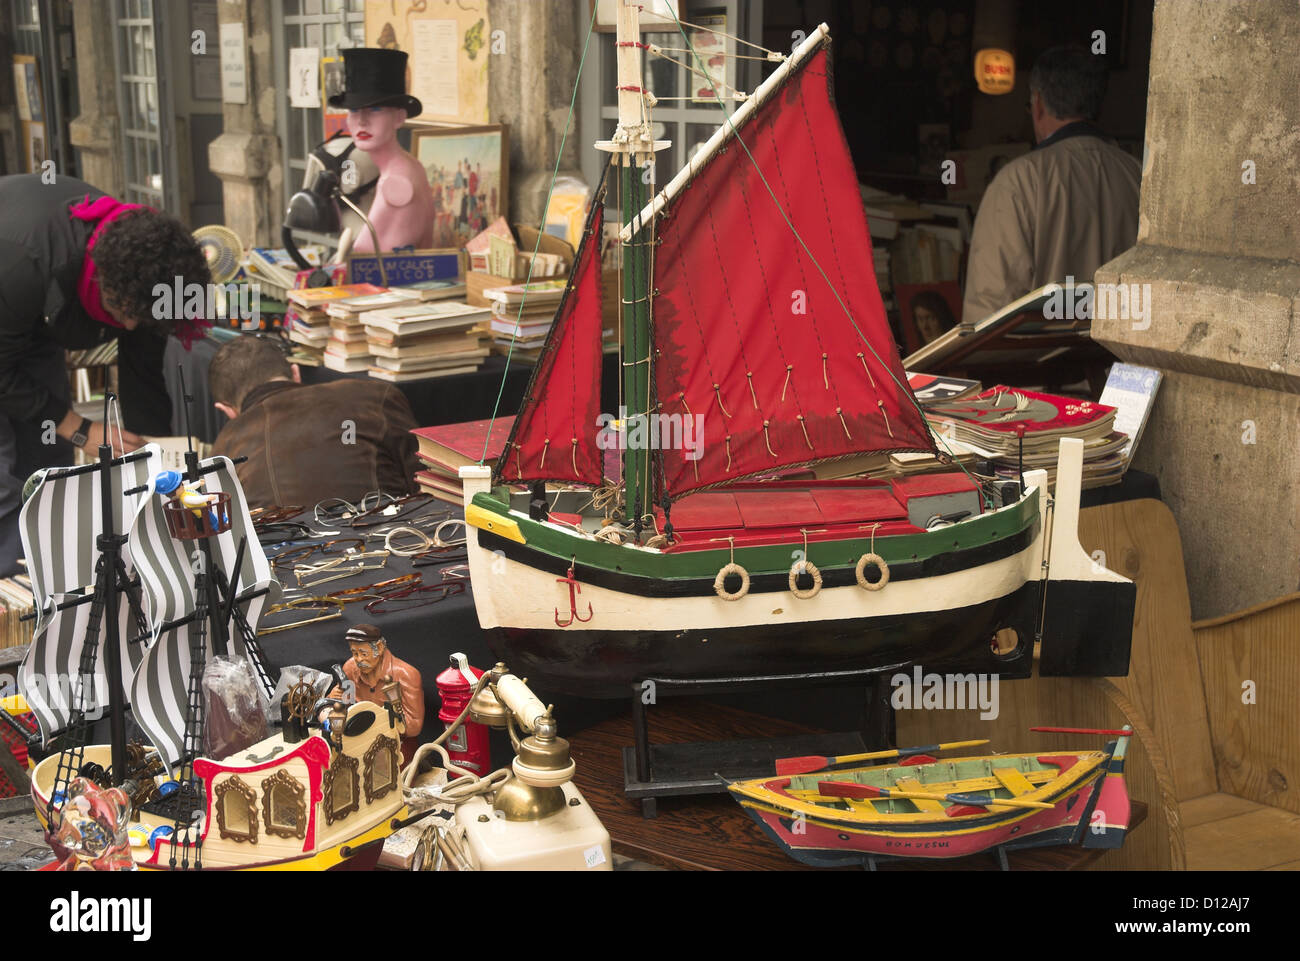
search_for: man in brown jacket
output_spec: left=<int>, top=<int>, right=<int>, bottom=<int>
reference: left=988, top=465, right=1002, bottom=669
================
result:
left=209, top=335, right=419, bottom=507
left=961, top=46, right=1141, bottom=326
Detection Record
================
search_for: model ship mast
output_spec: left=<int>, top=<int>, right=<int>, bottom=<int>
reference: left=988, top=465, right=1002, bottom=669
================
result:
left=594, top=0, right=669, bottom=538
left=39, top=393, right=154, bottom=817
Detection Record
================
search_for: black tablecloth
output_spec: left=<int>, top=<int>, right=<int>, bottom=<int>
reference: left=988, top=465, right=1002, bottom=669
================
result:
left=255, top=509, right=623, bottom=749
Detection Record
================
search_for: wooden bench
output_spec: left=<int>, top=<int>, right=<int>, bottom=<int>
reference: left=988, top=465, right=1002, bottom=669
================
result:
left=897, top=498, right=1300, bottom=870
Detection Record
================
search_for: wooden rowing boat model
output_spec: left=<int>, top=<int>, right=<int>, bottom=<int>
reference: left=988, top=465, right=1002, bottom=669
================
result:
left=724, top=729, right=1132, bottom=868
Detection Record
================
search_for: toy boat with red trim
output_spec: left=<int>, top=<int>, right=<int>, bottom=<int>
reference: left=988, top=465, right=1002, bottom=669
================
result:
left=724, top=728, right=1133, bottom=867
left=29, top=700, right=408, bottom=871
left=458, top=14, right=1134, bottom=697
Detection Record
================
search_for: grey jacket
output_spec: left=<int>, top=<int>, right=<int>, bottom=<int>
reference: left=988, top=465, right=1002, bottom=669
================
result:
left=961, top=126, right=1141, bottom=325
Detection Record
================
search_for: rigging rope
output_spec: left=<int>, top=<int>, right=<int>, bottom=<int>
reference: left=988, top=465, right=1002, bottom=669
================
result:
left=479, top=0, right=601, bottom=465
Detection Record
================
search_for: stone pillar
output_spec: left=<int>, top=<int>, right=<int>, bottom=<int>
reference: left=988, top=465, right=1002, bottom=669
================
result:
left=68, top=0, right=124, bottom=194
left=208, top=0, right=282, bottom=246
left=488, top=0, right=585, bottom=226
left=1092, top=0, right=1300, bottom=618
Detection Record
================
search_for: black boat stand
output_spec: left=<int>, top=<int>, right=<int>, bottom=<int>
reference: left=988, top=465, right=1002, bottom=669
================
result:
left=622, top=667, right=899, bottom=819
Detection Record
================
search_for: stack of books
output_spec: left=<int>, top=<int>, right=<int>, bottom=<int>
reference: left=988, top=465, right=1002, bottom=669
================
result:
left=484, top=279, right=569, bottom=361
left=324, top=289, right=426, bottom=372
left=286, top=283, right=385, bottom=365
left=923, top=386, right=1129, bottom=489
left=248, top=245, right=326, bottom=300
left=362, top=301, right=493, bottom=382
left=410, top=416, right=514, bottom=505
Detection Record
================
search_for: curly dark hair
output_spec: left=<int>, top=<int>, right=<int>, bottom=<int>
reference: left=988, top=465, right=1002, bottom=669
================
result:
left=93, top=209, right=210, bottom=333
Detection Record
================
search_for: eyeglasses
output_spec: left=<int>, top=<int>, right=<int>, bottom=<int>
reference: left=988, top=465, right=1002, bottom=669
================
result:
left=293, top=550, right=391, bottom=588
left=363, top=580, right=465, bottom=614
left=327, top=572, right=422, bottom=603
left=351, top=494, right=440, bottom=529
left=256, top=596, right=345, bottom=635
left=270, top=537, right=365, bottom=571
left=251, top=505, right=306, bottom=527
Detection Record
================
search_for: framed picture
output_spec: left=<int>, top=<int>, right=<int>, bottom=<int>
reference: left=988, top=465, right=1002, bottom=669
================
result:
left=411, top=124, right=509, bottom=250
left=896, top=280, right=962, bottom=355
left=321, top=55, right=347, bottom=138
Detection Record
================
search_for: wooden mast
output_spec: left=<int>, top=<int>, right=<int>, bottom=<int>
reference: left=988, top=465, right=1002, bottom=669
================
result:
left=595, top=0, right=669, bottom=537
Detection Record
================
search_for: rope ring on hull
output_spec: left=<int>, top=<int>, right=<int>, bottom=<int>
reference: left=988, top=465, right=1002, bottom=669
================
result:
left=714, top=562, right=750, bottom=601
left=855, top=553, right=889, bottom=591
left=789, top=560, right=822, bottom=599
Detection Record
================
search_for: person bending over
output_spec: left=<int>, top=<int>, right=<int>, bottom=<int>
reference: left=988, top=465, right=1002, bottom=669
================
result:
left=0, top=174, right=210, bottom=575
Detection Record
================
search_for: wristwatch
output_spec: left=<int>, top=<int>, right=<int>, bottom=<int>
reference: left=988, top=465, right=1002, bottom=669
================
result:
left=71, top=417, right=92, bottom=449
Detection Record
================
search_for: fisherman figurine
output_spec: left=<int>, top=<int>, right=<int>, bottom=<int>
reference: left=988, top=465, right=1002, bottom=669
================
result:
left=328, top=48, right=435, bottom=251
left=328, top=624, right=424, bottom=763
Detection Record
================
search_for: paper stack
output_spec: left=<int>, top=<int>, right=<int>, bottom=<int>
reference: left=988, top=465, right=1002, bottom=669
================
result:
left=484, top=279, right=569, bottom=361
left=286, top=283, right=385, bottom=365
left=324, top=289, right=424, bottom=372
left=361, top=301, right=493, bottom=382
left=923, top=386, right=1129, bottom=489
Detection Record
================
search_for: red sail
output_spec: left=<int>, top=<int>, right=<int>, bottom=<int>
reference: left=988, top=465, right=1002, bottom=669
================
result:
left=494, top=202, right=605, bottom=487
left=650, top=44, right=934, bottom=499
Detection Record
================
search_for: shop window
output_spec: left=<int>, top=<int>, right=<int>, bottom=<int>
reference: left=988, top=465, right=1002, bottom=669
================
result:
left=579, top=2, right=761, bottom=202
left=214, top=776, right=258, bottom=843
left=261, top=769, right=307, bottom=840
left=363, top=735, right=399, bottom=804
left=275, top=0, right=366, bottom=195
left=322, top=754, right=359, bottom=825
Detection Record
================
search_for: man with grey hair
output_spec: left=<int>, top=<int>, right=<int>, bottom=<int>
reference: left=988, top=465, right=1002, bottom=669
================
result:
left=961, top=45, right=1141, bottom=326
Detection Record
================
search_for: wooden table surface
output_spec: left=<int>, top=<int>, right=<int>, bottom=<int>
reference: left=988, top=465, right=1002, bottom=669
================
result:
left=568, top=699, right=1146, bottom=871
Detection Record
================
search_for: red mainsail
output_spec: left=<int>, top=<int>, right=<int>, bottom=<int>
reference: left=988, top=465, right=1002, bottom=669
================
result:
left=494, top=200, right=606, bottom=486
left=649, top=43, right=934, bottom=499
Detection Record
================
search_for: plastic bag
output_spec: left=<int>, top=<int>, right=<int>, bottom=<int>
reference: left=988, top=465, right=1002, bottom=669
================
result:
left=201, top=656, right=271, bottom=761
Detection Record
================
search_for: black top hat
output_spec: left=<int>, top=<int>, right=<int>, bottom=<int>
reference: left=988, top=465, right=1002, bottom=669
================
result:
left=328, top=48, right=422, bottom=118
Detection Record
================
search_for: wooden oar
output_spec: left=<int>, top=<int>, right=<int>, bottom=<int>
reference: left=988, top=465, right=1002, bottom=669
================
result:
left=817, top=779, right=1054, bottom=811
left=775, top=739, right=990, bottom=776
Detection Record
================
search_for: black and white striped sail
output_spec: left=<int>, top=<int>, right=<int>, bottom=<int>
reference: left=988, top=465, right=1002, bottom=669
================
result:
left=17, top=443, right=159, bottom=615
left=124, top=454, right=281, bottom=768
left=127, top=455, right=278, bottom=629
left=18, top=596, right=148, bottom=745
left=127, top=587, right=274, bottom=767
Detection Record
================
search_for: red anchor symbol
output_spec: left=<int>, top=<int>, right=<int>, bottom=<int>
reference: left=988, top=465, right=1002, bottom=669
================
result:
left=554, top=563, right=593, bottom=627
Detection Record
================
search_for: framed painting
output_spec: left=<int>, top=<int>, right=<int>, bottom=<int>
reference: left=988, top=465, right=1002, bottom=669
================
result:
left=411, top=123, right=509, bottom=250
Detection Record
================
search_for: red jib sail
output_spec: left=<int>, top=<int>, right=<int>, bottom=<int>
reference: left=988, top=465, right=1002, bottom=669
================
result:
left=494, top=201, right=605, bottom=486
left=650, top=43, right=934, bottom=499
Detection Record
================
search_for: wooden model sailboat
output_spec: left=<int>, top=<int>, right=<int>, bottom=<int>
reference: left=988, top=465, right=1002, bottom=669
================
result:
left=723, top=728, right=1133, bottom=868
left=19, top=418, right=406, bottom=869
left=460, top=8, right=1135, bottom=697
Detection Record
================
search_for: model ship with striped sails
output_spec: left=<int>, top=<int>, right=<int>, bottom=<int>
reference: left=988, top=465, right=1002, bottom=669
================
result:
left=459, top=9, right=1135, bottom=696
left=17, top=434, right=406, bottom=869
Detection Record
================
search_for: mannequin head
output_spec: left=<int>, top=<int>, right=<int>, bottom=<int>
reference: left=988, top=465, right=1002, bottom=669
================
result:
left=346, top=105, right=407, bottom=153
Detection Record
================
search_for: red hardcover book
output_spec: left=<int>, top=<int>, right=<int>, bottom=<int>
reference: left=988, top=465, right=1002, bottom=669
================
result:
left=410, top=416, right=516, bottom=475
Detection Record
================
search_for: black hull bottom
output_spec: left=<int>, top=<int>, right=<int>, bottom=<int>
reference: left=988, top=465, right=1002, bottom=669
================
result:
left=486, top=582, right=1044, bottom=698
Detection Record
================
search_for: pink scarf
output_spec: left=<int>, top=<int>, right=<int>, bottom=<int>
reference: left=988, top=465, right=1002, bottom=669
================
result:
left=69, top=194, right=211, bottom=348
